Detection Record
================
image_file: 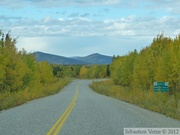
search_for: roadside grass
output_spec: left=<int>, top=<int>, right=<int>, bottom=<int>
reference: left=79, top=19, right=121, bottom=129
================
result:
left=90, top=80, right=180, bottom=120
left=0, top=77, right=71, bottom=111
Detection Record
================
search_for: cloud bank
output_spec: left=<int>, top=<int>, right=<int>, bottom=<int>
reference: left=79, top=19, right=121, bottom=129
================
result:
left=0, top=0, right=179, bottom=56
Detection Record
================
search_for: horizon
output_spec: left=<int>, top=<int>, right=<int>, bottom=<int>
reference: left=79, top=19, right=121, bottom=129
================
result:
left=1, top=0, right=180, bottom=57
left=35, top=51, right=114, bottom=57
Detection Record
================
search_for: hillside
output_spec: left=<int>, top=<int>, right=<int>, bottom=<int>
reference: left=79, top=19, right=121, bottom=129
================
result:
left=71, top=53, right=112, bottom=64
left=34, top=52, right=112, bottom=65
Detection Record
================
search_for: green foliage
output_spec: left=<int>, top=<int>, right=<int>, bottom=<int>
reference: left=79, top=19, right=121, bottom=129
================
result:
left=0, top=32, right=26, bottom=92
left=0, top=31, right=58, bottom=93
left=0, top=30, right=71, bottom=110
left=38, top=62, right=53, bottom=84
left=111, top=34, right=180, bottom=94
left=91, top=80, right=180, bottom=120
left=52, top=64, right=109, bottom=79
left=79, top=66, right=88, bottom=78
left=0, top=78, right=71, bottom=110
left=111, top=50, right=137, bottom=86
left=108, top=34, right=180, bottom=119
left=52, top=65, right=81, bottom=78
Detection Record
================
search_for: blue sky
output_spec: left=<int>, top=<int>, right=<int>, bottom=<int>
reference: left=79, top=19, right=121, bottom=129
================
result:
left=0, top=0, right=180, bottom=56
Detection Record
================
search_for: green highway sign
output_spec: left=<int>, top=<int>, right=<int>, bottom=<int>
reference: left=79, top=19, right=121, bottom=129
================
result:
left=154, top=82, right=169, bottom=92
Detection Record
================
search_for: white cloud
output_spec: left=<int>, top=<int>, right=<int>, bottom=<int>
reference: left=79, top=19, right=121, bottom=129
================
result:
left=16, top=36, right=153, bottom=57
left=1, top=0, right=180, bottom=57
left=58, top=18, right=64, bottom=21
left=16, top=37, right=49, bottom=52
left=139, top=0, right=180, bottom=14
left=2, top=15, right=178, bottom=38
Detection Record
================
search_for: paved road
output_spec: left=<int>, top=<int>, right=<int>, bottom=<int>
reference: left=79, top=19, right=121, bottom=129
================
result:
left=0, top=80, right=179, bottom=135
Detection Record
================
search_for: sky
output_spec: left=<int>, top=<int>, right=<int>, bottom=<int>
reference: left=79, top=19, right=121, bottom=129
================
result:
left=0, top=0, right=180, bottom=57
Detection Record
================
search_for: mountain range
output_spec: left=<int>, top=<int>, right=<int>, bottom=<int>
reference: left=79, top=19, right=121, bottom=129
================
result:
left=34, top=51, right=113, bottom=65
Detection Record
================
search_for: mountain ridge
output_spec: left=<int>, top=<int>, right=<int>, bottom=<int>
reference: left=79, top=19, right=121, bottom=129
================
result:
left=71, top=53, right=112, bottom=64
left=33, top=51, right=112, bottom=65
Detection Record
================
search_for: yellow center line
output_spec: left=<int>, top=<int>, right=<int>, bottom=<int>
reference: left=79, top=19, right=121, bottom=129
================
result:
left=47, top=84, right=79, bottom=135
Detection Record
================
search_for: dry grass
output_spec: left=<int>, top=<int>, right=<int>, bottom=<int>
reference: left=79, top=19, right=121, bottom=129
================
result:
left=90, top=80, right=180, bottom=120
left=0, top=78, right=71, bottom=110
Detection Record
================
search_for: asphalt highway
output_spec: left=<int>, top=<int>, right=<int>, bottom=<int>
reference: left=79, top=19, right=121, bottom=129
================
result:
left=0, top=80, right=179, bottom=135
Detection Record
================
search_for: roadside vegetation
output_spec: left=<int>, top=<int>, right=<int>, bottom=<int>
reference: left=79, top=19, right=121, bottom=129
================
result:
left=91, top=34, right=180, bottom=120
left=1, top=29, right=179, bottom=120
left=0, top=30, right=70, bottom=110
left=52, top=64, right=110, bottom=79
left=0, top=30, right=110, bottom=110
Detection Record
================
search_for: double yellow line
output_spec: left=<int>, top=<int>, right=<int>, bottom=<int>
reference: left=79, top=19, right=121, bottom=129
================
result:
left=47, top=84, right=79, bottom=135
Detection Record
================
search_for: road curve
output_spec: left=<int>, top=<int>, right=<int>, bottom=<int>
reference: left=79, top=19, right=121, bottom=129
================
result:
left=0, top=80, right=179, bottom=135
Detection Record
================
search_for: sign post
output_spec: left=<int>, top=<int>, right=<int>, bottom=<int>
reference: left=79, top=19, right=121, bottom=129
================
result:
left=153, top=82, right=169, bottom=92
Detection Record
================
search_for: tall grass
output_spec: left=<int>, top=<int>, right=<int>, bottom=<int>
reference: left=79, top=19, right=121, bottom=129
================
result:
left=90, top=80, right=180, bottom=120
left=0, top=78, right=71, bottom=111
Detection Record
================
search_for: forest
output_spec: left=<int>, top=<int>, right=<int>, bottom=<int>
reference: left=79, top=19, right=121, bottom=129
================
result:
left=0, top=30, right=110, bottom=110
left=91, top=34, right=180, bottom=119
left=52, top=64, right=109, bottom=79
left=1, top=29, right=180, bottom=119
left=111, top=34, right=180, bottom=93
left=0, top=30, right=71, bottom=110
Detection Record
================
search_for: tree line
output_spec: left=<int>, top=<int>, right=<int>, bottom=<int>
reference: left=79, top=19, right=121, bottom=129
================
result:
left=52, top=64, right=110, bottom=79
left=0, top=30, right=111, bottom=110
left=0, top=30, right=110, bottom=94
left=0, top=31, right=54, bottom=93
left=1, top=30, right=179, bottom=95
left=110, top=34, right=180, bottom=94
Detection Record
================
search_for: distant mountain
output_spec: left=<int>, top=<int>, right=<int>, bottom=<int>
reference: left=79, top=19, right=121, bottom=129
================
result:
left=70, top=53, right=112, bottom=64
left=33, top=52, right=112, bottom=65
left=34, top=52, right=87, bottom=65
